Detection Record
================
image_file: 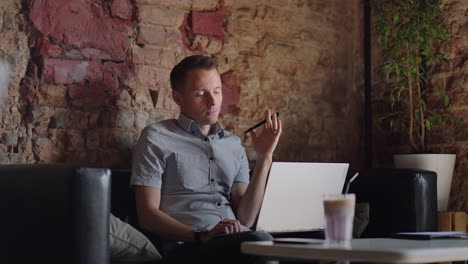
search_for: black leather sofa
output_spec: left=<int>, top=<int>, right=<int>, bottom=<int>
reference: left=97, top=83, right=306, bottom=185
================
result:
left=110, top=167, right=439, bottom=239
left=1, top=165, right=438, bottom=263
left=1, top=165, right=111, bottom=264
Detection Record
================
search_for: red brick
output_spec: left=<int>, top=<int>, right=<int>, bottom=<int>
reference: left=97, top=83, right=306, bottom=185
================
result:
left=68, top=85, right=107, bottom=109
left=451, top=109, right=468, bottom=121
left=102, top=62, right=132, bottom=78
left=318, top=56, right=335, bottom=67
left=68, top=75, right=120, bottom=109
left=65, top=48, right=123, bottom=61
left=35, top=38, right=62, bottom=57
left=115, top=109, right=135, bottom=128
left=98, top=149, right=126, bottom=168
left=454, top=124, right=468, bottom=141
left=64, top=49, right=84, bottom=59
left=136, top=65, right=170, bottom=87
left=138, top=25, right=166, bottom=45
left=62, top=129, right=85, bottom=151
left=37, top=84, right=68, bottom=106
left=192, top=12, right=224, bottom=37
left=111, top=0, right=134, bottom=20
left=180, top=13, right=193, bottom=49
left=117, top=89, right=132, bottom=108
left=88, top=112, right=100, bottom=129
left=134, top=86, right=154, bottom=109
left=85, top=130, right=100, bottom=150
left=68, top=131, right=86, bottom=151
left=166, top=29, right=182, bottom=43
left=132, top=46, right=159, bottom=65
left=49, top=110, right=72, bottom=128
left=33, top=127, right=49, bottom=138
left=71, top=110, right=90, bottom=129
left=189, top=35, right=210, bottom=51
left=81, top=48, right=113, bottom=60
left=192, top=0, right=219, bottom=11
left=102, top=72, right=119, bottom=91
left=30, top=106, right=55, bottom=127
left=33, top=137, right=61, bottom=162
left=138, top=6, right=185, bottom=27
left=160, top=50, right=176, bottom=69
left=451, top=92, right=468, bottom=106
left=132, top=46, right=175, bottom=69
left=41, top=58, right=103, bottom=84
left=221, top=71, right=240, bottom=115
left=29, top=0, right=134, bottom=59
left=20, top=76, right=39, bottom=104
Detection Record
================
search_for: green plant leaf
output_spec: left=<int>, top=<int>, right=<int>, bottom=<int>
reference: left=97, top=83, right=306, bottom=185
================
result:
left=421, top=100, right=427, bottom=111
left=397, top=87, right=404, bottom=101
left=389, top=94, right=396, bottom=107
left=444, top=94, right=450, bottom=107
left=393, top=13, right=399, bottom=24
left=425, top=120, right=432, bottom=131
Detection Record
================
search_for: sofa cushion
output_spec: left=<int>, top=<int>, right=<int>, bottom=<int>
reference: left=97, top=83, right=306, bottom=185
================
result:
left=110, top=213, right=162, bottom=263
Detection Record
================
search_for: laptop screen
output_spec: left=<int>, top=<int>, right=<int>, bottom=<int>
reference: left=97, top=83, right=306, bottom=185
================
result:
left=256, top=162, right=349, bottom=233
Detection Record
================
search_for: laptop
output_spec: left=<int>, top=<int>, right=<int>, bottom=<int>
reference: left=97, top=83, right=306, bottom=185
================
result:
left=255, top=162, right=349, bottom=233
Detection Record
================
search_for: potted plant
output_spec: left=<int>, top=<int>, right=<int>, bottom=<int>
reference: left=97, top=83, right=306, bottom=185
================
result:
left=371, top=0, right=459, bottom=211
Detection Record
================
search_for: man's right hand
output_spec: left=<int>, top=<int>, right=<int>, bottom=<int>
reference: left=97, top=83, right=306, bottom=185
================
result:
left=199, top=219, right=242, bottom=243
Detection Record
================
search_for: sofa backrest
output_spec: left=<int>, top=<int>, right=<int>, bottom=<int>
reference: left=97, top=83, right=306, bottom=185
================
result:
left=110, top=169, right=138, bottom=226
left=350, top=168, right=438, bottom=237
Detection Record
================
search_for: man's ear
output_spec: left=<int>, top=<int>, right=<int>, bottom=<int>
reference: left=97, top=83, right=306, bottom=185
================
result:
left=172, top=90, right=183, bottom=106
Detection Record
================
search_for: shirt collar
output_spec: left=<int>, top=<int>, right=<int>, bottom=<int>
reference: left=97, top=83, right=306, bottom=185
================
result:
left=177, top=113, right=225, bottom=138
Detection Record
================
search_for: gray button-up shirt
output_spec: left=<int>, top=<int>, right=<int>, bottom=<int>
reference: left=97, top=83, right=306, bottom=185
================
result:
left=130, top=114, right=250, bottom=231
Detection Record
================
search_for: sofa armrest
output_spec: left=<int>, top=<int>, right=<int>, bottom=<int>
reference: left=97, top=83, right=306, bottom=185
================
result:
left=74, top=168, right=111, bottom=264
left=0, top=165, right=111, bottom=264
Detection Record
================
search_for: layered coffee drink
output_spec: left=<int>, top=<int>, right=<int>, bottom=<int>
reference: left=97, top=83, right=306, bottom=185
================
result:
left=323, top=194, right=355, bottom=242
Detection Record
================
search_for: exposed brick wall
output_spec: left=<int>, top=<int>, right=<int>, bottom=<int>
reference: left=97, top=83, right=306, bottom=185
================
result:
left=0, top=0, right=30, bottom=163
left=21, top=0, right=139, bottom=167
left=372, top=0, right=468, bottom=210
left=0, top=0, right=365, bottom=175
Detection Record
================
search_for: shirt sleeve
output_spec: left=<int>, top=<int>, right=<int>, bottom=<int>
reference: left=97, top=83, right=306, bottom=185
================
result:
left=130, top=126, right=165, bottom=188
left=233, top=148, right=250, bottom=183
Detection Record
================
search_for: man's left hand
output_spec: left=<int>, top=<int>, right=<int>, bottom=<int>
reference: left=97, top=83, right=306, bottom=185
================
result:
left=249, top=109, right=282, bottom=160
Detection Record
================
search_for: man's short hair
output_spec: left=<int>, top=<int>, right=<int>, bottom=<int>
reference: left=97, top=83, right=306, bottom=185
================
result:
left=170, top=55, right=218, bottom=92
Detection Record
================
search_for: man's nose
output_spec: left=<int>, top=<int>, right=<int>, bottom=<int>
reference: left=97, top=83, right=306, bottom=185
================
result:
left=206, top=92, right=215, bottom=105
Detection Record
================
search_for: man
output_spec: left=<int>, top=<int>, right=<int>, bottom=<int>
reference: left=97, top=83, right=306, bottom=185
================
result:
left=130, top=55, right=282, bottom=263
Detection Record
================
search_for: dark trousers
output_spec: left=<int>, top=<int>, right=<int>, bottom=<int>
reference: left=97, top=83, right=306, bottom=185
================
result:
left=161, top=231, right=273, bottom=264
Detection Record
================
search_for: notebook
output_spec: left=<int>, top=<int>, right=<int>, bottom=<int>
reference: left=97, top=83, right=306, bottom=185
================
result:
left=390, top=231, right=468, bottom=240
left=256, top=162, right=349, bottom=233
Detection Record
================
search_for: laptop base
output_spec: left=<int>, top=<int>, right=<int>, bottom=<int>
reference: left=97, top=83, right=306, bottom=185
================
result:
left=271, top=229, right=324, bottom=239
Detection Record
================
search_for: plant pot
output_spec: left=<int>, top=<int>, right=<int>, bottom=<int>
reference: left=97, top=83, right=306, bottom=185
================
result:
left=393, top=154, right=456, bottom=211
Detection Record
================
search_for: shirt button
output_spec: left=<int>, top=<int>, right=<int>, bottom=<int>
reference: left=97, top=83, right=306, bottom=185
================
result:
left=216, top=202, right=221, bottom=206
left=204, top=138, right=208, bottom=141
left=209, top=157, right=214, bottom=160
left=210, top=178, right=215, bottom=183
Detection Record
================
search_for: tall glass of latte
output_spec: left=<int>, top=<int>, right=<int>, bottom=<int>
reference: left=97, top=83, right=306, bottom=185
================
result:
left=323, top=194, right=355, bottom=242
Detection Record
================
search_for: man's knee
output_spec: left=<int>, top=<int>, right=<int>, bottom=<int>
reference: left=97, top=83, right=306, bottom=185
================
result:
left=245, top=231, right=273, bottom=242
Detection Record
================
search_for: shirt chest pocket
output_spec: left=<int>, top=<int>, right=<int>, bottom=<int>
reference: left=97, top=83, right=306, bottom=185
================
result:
left=215, top=156, right=239, bottom=186
left=174, top=153, right=209, bottom=190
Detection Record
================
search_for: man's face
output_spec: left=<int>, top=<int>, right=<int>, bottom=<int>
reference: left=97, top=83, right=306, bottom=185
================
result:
left=172, top=68, right=223, bottom=126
